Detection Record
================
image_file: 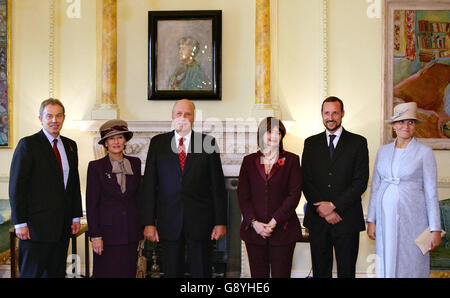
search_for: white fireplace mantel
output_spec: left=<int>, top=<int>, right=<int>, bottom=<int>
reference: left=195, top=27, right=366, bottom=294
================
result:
left=75, top=120, right=278, bottom=177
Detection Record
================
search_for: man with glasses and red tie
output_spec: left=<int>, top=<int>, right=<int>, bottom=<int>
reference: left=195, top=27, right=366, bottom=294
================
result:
left=9, top=98, right=83, bottom=278
left=301, top=96, right=369, bottom=278
left=141, top=99, right=227, bottom=278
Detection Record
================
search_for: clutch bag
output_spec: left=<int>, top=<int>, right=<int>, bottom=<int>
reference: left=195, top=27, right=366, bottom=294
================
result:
left=414, top=227, right=446, bottom=255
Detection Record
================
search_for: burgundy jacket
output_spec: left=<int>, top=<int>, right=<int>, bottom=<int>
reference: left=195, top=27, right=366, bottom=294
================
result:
left=237, top=150, right=303, bottom=246
left=86, top=155, right=143, bottom=245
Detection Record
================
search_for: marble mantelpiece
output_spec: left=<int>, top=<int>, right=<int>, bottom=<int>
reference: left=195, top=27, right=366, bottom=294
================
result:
left=76, top=120, right=265, bottom=177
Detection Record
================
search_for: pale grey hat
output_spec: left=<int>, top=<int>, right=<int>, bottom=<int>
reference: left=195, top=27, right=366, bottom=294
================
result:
left=386, top=102, right=425, bottom=124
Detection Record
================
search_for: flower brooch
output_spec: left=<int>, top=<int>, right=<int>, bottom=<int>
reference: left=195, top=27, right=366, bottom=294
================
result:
left=277, top=157, right=286, bottom=166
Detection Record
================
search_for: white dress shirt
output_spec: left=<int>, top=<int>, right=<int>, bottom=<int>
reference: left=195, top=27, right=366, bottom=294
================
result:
left=174, top=130, right=192, bottom=155
left=326, top=126, right=343, bottom=148
left=42, top=128, right=70, bottom=188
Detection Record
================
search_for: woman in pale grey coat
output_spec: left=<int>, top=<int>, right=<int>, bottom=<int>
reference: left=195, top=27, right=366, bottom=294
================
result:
left=367, top=102, right=442, bottom=278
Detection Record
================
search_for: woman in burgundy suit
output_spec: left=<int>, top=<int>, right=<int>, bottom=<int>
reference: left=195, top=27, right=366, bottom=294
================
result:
left=86, top=120, right=143, bottom=278
left=238, top=117, right=303, bottom=278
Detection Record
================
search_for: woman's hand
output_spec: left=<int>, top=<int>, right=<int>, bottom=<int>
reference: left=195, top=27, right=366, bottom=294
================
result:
left=252, top=221, right=273, bottom=239
left=92, top=238, right=104, bottom=255
left=429, top=231, right=442, bottom=251
left=367, top=222, right=376, bottom=240
left=267, top=218, right=277, bottom=230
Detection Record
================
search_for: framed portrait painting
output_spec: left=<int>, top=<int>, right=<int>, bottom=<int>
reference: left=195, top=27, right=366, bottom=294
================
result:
left=0, top=0, right=11, bottom=148
left=148, top=10, right=222, bottom=100
left=382, top=0, right=450, bottom=149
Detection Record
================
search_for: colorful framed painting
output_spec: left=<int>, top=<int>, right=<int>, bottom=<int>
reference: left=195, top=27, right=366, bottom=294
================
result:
left=148, top=10, right=222, bottom=100
left=0, top=0, right=11, bottom=148
left=383, top=0, right=450, bottom=149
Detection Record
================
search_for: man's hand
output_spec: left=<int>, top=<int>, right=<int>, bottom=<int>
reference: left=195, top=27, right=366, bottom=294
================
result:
left=15, top=226, right=31, bottom=240
left=324, top=211, right=342, bottom=225
left=314, top=201, right=336, bottom=218
left=92, top=238, right=104, bottom=255
left=71, top=221, right=81, bottom=235
left=144, top=225, right=159, bottom=242
left=211, top=225, right=226, bottom=240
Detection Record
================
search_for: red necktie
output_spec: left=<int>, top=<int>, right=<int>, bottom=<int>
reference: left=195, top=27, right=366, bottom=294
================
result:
left=53, top=139, right=63, bottom=178
left=178, top=137, right=186, bottom=172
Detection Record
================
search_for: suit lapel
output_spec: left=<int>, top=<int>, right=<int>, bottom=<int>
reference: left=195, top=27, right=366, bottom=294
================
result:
left=38, top=130, right=64, bottom=187
left=182, top=131, right=196, bottom=177
left=104, top=155, right=136, bottom=197
left=61, top=137, right=74, bottom=189
left=317, top=132, right=331, bottom=162
left=254, top=151, right=268, bottom=182
left=169, top=131, right=183, bottom=176
left=103, top=155, right=126, bottom=197
left=267, top=150, right=287, bottom=180
left=331, top=129, right=346, bottom=164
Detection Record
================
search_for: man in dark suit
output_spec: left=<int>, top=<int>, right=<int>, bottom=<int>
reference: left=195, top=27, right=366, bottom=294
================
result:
left=141, top=99, right=227, bottom=278
left=9, top=98, right=83, bottom=278
left=301, top=96, right=369, bottom=278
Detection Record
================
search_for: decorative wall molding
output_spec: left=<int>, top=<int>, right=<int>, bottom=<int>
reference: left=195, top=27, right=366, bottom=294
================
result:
left=0, top=175, right=8, bottom=183
left=319, top=0, right=329, bottom=100
left=48, top=0, right=56, bottom=98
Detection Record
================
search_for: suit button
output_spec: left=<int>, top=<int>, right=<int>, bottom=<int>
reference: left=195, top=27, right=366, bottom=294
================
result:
left=122, top=211, right=126, bottom=215
left=328, top=184, right=331, bottom=188
left=328, top=172, right=332, bottom=176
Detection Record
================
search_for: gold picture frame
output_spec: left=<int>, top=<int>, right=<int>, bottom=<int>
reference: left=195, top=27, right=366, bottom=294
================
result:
left=382, top=0, right=450, bottom=149
left=0, top=0, right=12, bottom=148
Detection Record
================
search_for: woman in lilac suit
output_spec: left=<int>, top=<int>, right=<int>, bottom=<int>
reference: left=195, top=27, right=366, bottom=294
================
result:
left=86, top=120, right=143, bottom=278
left=238, top=117, right=303, bottom=278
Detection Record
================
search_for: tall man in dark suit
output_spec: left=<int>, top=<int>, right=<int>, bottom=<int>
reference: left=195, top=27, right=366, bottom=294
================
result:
left=302, top=96, right=369, bottom=278
left=141, top=99, right=227, bottom=278
left=9, top=98, right=83, bottom=278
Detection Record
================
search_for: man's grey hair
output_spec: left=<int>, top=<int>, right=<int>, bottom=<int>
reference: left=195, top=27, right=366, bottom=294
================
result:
left=172, top=99, right=196, bottom=114
left=39, top=98, right=65, bottom=117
